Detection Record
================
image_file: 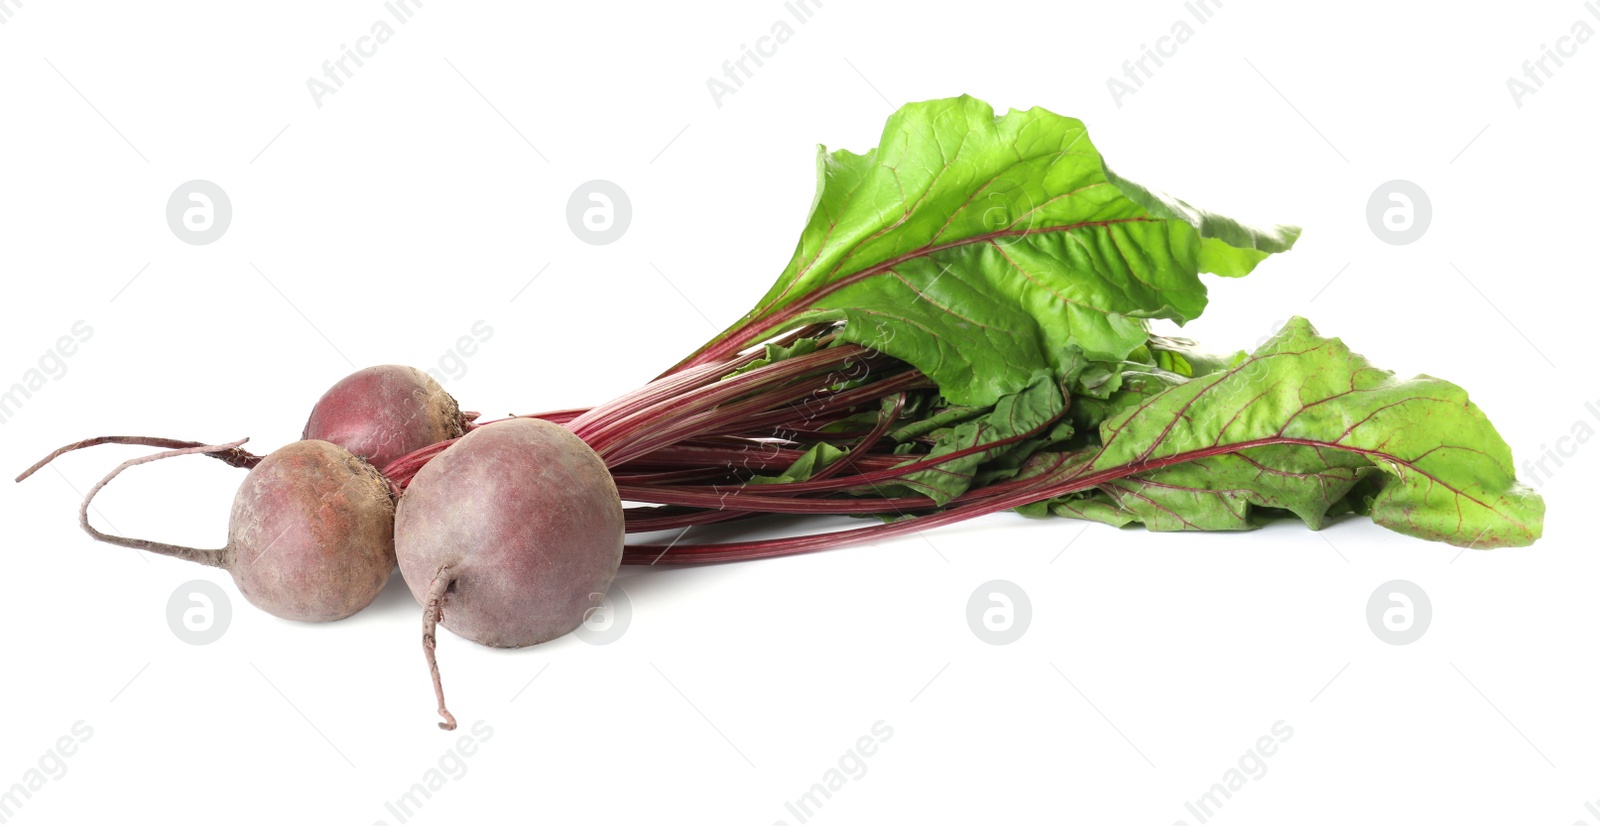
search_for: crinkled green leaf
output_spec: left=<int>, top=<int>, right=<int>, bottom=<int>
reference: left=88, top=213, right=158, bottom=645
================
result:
left=728, top=336, right=822, bottom=377
left=1069, top=366, right=1187, bottom=437
left=879, top=377, right=1065, bottom=505
left=888, top=401, right=986, bottom=442
left=1090, top=447, right=1376, bottom=531
left=689, top=95, right=1299, bottom=407
left=749, top=441, right=849, bottom=485
left=1143, top=334, right=1244, bottom=378
left=1036, top=490, right=1141, bottom=527
left=1033, top=317, right=1543, bottom=548
left=973, top=437, right=1054, bottom=487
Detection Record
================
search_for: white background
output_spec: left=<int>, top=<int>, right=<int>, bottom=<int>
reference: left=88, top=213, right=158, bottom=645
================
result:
left=2, top=1, right=1596, bottom=824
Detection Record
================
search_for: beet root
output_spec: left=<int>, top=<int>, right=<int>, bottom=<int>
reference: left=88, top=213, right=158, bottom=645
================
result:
left=78, top=439, right=397, bottom=622
left=226, top=440, right=397, bottom=621
left=394, top=418, right=623, bottom=729
left=303, top=365, right=470, bottom=472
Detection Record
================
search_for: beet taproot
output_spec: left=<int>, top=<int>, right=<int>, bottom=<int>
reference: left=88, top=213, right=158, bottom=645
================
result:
left=75, top=439, right=397, bottom=622
left=303, top=365, right=470, bottom=472
left=394, top=418, right=623, bottom=728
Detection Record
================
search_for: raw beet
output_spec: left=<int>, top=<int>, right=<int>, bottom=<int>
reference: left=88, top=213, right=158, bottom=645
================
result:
left=70, top=439, right=397, bottom=623
left=303, top=365, right=469, bottom=472
left=227, top=440, right=397, bottom=621
left=394, top=418, right=623, bottom=728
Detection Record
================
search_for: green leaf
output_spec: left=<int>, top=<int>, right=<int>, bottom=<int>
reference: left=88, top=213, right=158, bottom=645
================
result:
left=888, top=401, right=986, bottom=442
left=1101, top=165, right=1297, bottom=277
left=879, top=376, right=1065, bottom=505
left=1038, top=491, right=1140, bottom=527
left=1068, top=366, right=1186, bottom=437
left=973, top=437, right=1055, bottom=487
left=1036, top=317, right=1543, bottom=548
left=727, top=336, right=822, bottom=377
left=685, top=95, right=1299, bottom=407
left=1083, top=447, right=1376, bottom=531
left=1143, top=334, right=1244, bottom=378
left=749, top=441, right=849, bottom=485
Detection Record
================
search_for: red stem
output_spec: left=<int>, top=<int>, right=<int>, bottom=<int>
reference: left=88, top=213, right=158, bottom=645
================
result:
left=618, top=435, right=1362, bottom=564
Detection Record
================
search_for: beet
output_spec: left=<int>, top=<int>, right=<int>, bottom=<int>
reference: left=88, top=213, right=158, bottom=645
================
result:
left=303, top=365, right=469, bottom=472
left=394, top=418, right=623, bottom=728
left=74, top=439, right=397, bottom=622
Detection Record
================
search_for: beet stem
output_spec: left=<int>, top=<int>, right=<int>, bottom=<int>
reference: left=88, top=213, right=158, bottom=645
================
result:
left=16, top=435, right=261, bottom=483
left=77, top=440, right=248, bottom=567
left=423, top=570, right=458, bottom=731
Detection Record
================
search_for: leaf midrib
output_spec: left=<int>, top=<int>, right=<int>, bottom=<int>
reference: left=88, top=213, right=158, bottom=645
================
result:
left=697, top=216, right=1163, bottom=367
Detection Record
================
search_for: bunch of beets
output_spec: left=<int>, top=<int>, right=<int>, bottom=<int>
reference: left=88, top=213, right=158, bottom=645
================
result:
left=19, top=97, right=1543, bottom=728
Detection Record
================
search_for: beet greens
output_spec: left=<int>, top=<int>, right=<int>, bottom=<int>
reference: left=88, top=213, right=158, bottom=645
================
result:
left=380, top=96, right=1540, bottom=560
